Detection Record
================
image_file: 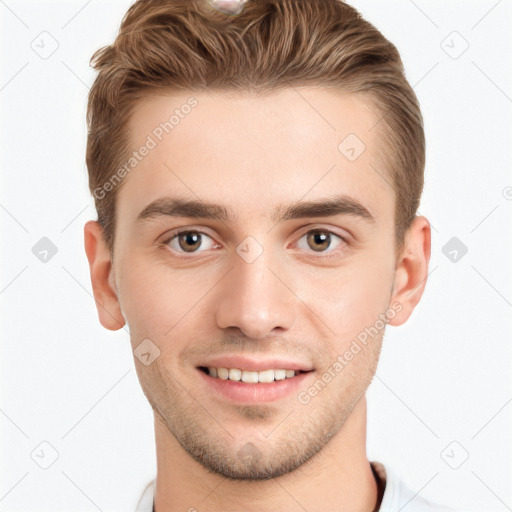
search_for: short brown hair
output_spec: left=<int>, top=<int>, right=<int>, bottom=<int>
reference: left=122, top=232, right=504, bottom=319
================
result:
left=86, top=0, right=425, bottom=254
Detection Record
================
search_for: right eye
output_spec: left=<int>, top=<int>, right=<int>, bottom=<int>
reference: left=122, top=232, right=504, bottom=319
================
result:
left=163, top=230, right=219, bottom=254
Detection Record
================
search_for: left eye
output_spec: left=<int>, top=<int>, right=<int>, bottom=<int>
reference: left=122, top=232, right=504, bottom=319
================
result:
left=296, top=229, right=345, bottom=254
left=165, top=230, right=217, bottom=253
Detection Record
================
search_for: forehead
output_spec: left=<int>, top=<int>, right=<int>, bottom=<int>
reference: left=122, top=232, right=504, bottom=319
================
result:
left=117, top=87, right=393, bottom=227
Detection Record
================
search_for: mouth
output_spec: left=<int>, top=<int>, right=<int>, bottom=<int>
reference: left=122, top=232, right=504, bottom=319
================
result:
left=196, top=364, right=314, bottom=403
left=197, top=366, right=310, bottom=383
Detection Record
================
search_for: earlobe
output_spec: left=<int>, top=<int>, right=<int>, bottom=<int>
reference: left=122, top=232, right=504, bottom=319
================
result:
left=84, top=220, right=126, bottom=331
left=388, top=216, right=431, bottom=327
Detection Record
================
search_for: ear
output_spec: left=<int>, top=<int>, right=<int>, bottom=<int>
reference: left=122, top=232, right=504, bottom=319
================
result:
left=388, top=216, right=431, bottom=326
left=84, top=220, right=125, bottom=331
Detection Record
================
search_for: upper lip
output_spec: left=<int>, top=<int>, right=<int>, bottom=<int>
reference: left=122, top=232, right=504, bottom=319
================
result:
left=197, top=355, right=314, bottom=372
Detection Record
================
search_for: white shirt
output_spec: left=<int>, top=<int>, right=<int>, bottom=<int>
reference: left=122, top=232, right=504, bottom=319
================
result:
left=135, top=461, right=458, bottom=512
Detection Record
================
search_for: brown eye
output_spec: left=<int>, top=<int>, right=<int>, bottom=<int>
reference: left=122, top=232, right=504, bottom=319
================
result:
left=306, top=230, right=331, bottom=252
left=297, top=229, right=345, bottom=254
left=178, top=232, right=202, bottom=252
left=165, top=230, right=217, bottom=254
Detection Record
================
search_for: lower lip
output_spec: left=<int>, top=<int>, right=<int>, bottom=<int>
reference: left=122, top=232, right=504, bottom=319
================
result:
left=197, top=368, right=313, bottom=403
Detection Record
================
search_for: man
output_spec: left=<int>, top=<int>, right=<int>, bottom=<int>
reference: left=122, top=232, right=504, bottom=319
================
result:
left=84, top=0, right=456, bottom=510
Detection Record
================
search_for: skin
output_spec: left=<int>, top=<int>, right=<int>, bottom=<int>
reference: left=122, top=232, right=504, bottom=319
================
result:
left=84, top=87, right=430, bottom=511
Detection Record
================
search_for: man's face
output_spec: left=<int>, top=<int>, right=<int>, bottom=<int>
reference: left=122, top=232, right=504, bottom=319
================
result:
left=111, top=87, right=399, bottom=479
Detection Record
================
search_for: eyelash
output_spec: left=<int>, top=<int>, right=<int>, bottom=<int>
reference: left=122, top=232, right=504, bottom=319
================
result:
left=161, top=227, right=349, bottom=259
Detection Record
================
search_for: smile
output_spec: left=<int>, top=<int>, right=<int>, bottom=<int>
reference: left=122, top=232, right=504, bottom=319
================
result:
left=199, top=366, right=309, bottom=383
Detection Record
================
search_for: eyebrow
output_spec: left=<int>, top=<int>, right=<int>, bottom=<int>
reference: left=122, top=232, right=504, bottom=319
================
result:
left=136, top=195, right=375, bottom=224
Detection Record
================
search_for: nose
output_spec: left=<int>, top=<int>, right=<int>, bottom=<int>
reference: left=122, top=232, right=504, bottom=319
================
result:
left=214, top=245, right=296, bottom=339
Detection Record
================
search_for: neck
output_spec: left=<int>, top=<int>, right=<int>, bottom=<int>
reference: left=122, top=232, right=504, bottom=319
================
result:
left=153, top=395, right=380, bottom=512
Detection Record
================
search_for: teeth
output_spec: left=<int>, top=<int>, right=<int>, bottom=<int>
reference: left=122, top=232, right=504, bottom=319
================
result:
left=274, top=369, right=286, bottom=381
left=257, top=369, right=275, bottom=383
left=228, top=368, right=241, bottom=381
left=241, top=370, right=258, bottom=383
left=216, top=367, right=229, bottom=380
left=207, top=367, right=299, bottom=383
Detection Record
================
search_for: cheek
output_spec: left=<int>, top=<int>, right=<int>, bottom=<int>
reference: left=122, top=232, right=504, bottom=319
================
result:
left=295, top=255, right=394, bottom=342
left=115, top=255, right=171, bottom=338
left=116, top=253, right=216, bottom=342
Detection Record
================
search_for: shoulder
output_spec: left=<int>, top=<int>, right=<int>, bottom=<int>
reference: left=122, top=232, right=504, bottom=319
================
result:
left=135, top=479, right=155, bottom=512
left=136, top=466, right=466, bottom=512
left=371, top=461, right=461, bottom=512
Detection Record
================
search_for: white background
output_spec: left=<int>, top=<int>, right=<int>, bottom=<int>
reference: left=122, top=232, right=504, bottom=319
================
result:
left=1, top=0, right=511, bottom=510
